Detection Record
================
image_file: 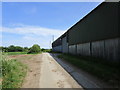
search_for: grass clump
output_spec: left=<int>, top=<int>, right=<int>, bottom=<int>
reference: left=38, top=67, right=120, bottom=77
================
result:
left=1, top=53, right=27, bottom=88
left=57, top=54, right=120, bottom=87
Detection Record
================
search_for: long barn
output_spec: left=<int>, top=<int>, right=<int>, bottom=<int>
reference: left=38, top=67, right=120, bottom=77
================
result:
left=52, top=1, right=120, bottom=61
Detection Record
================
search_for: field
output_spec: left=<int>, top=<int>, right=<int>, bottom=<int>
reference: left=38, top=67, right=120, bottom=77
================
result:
left=57, top=54, right=119, bottom=87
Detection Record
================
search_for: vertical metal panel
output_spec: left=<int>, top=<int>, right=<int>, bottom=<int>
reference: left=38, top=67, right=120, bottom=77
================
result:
left=53, top=45, right=62, bottom=52
left=91, top=41, right=105, bottom=58
left=77, top=43, right=90, bottom=56
left=62, top=36, right=68, bottom=53
left=104, top=38, right=119, bottom=61
left=69, top=45, right=76, bottom=55
left=77, top=44, right=82, bottom=55
left=118, top=38, right=120, bottom=61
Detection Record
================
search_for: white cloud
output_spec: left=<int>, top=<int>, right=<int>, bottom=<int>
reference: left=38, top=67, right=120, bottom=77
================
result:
left=2, top=25, right=65, bottom=38
left=1, top=25, right=66, bottom=48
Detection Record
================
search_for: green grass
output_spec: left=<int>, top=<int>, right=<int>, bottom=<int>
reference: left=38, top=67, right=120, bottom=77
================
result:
left=57, top=54, right=120, bottom=87
left=27, top=52, right=42, bottom=54
left=3, top=51, right=43, bottom=55
left=1, top=53, right=27, bottom=88
left=5, top=52, right=27, bottom=55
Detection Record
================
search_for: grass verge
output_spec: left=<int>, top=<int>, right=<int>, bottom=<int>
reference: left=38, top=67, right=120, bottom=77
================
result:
left=4, top=52, right=42, bottom=55
left=57, top=54, right=120, bottom=87
left=1, top=53, right=27, bottom=88
left=5, top=52, right=27, bottom=55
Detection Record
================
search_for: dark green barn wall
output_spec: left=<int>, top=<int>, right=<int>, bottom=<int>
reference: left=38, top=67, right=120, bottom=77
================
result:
left=52, top=38, right=62, bottom=47
left=52, top=2, right=120, bottom=61
left=52, top=37, right=62, bottom=52
left=118, top=1, right=120, bottom=61
left=68, top=2, right=119, bottom=45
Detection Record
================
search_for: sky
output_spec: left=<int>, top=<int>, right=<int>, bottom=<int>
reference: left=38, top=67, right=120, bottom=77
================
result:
left=1, top=2, right=102, bottom=49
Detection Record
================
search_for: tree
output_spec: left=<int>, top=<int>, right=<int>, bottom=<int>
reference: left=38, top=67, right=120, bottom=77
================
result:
left=41, top=48, right=45, bottom=52
left=41, top=48, right=52, bottom=52
left=28, top=44, right=41, bottom=53
left=8, top=45, right=16, bottom=52
left=0, top=46, right=3, bottom=52
left=2, top=47, right=8, bottom=52
left=15, top=46, right=23, bottom=52
left=7, top=45, right=23, bottom=52
left=23, top=47, right=29, bottom=52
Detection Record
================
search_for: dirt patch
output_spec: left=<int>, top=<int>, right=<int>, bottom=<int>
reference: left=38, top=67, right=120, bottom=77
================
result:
left=8, top=54, right=42, bottom=88
left=8, top=55, right=28, bottom=59
left=21, top=54, right=42, bottom=88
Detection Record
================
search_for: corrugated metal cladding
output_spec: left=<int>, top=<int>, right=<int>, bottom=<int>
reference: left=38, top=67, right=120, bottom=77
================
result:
left=68, top=2, right=119, bottom=45
left=62, top=36, right=68, bottom=53
left=52, top=37, right=62, bottom=47
left=52, top=2, right=120, bottom=61
left=52, top=32, right=68, bottom=47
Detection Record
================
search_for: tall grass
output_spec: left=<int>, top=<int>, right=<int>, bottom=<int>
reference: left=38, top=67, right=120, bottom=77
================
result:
left=0, top=52, right=27, bottom=88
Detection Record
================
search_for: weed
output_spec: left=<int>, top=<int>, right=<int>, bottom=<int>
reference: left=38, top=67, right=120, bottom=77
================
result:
left=1, top=53, right=27, bottom=88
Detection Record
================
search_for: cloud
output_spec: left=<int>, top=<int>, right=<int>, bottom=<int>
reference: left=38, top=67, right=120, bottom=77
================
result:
left=2, top=25, right=65, bottom=38
left=1, top=25, right=66, bottom=48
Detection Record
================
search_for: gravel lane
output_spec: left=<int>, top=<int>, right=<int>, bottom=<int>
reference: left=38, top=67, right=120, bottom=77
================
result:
left=39, top=53, right=81, bottom=88
left=21, top=53, right=82, bottom=88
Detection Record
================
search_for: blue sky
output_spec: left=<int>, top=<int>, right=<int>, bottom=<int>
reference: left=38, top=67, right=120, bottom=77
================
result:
left=2, top=2, right=102, bottom=48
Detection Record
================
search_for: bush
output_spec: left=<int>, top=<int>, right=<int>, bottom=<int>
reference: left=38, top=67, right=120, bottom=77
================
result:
left=28, top=44, right=41, bottom=54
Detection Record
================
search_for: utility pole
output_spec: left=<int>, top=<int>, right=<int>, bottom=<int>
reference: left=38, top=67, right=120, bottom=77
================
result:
left=52, top=35, right=54, bottom=42
left=49, top=41, right=51, bottom=49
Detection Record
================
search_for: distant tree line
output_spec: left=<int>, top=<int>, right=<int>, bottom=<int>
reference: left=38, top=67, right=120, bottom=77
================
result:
left=0, top=45, right=28, bottom=52
left=0, top=44, right=51, bottom=53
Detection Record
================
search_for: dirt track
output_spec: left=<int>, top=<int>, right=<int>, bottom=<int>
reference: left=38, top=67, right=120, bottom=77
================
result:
left=21, top=53, right=81, bottom=88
